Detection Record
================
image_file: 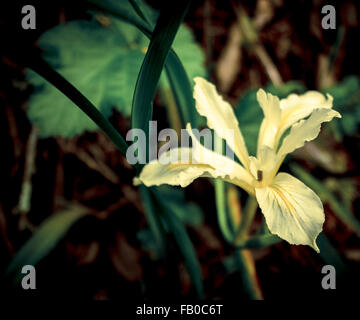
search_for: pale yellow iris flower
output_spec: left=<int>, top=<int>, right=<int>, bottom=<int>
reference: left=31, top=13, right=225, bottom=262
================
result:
left=135, top=77, right=341, bottom=252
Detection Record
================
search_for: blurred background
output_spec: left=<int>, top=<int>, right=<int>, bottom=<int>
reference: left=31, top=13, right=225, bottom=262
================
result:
left=1, top=0, right=360, bottom=300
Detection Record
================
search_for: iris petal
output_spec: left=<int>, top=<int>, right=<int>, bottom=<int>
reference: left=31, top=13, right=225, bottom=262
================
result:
left=194, top=77, right=250, bottom=169
left=255, top=173, right=324, bottom=252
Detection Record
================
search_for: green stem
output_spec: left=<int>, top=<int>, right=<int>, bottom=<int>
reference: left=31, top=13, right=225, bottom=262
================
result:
left=215, top=180, right=233, bottom=243
left=214, top=137, right=234, bottom=243
left=227, top=194, right=263, bottom=299
left=235, top=234, right=282, bottom=250
left=234, top=249, right=263, bottom=300
left=233, top=196, right=258, bottom=244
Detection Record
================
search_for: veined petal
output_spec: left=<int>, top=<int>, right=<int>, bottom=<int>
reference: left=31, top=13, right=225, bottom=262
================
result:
left=136, top=126, right=254, bottom=194
left=255, top=172, right=325, bottom=252
left=280, top=91, right=333, bottom=120
left=135, top=148, right=206, bottom=187
left=256, top=89, right=281, bottom=154
left=187, top=123, right=254, bottom=193
left=193, top=77, right=249, bottom=169
left=276, top=108, right=341, bottom=165
left=275, top=91, right=334, bottom=147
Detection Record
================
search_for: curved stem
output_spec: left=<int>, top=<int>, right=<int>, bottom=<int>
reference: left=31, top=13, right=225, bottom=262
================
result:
left=234, top=249, right=264, bottom=300
left=215, top=180, right=234, bottom=243
left=229, top=194, right=263, bottom=300
left=233, top=196, right=258, bottom=244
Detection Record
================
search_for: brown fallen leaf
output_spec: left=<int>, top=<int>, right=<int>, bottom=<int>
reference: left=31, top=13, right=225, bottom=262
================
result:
left=215, top=23, right=243, bottom=93
left=109, top=233, right=142, bottom=282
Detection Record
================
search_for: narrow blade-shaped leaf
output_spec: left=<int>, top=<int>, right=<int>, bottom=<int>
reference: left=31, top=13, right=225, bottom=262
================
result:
left=5, top=205, right=89, bottom=285
left=139, top=186, right=167, bottom=258
left=163, top=209, right=204, bottom=299
left=152, top=188, right=204, bottom=299
left=90, top=0, right=198, bottom=128
left=235, top=234, right=283, bottom=249
left=317, top=233, right=347, bottom=275
left=131, top=1, right=191, bottom=166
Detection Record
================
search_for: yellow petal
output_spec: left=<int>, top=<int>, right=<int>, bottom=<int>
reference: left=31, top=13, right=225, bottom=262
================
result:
left=256, top=89, right=281, bottom=154
left=280, top=91, right=333, bottom=125
left=276, top=108, right=341, bottom=167
left=255, top=172, right=325, bottom=252
left=249, top=145, right=277, bottom=186
left=193, top=77, right=249, bottom=169
left=136, top=126, right=254, bottom=194
left=275, top=91, right=334, bottom=148
left=136, top=148, right=200, bottom=187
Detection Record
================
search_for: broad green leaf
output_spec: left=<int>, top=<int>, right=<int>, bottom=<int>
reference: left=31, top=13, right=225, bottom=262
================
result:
left=6, top=205, right=89, bottom=285
left=28, top=13, right=205, bottom=138
left=27, top=19, right=147, bottom=138
left=341, top=113, right=357, bottom=135
left=27, top=54, right=130, bottom=158
left=235, top=91, right=262, bottom=156
left=325, top=76, right=360, bottom=107
left=265, top=81, right=306, bottom=98
left=325, top=76, right=360, bottom=137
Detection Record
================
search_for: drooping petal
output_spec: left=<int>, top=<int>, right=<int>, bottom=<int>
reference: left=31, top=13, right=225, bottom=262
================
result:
left=255, top=172, right=325, bottom=252
left=280, top=91, right=333, bottom=126
left=193, top=77, right=249, bottom=169
left=187, top=123, right=254, bottom=191
left=275, top=91, right=334, bottom=146
left=256, top=89, right=281, bottom=154
left=276, top=108, right=341, bottom=165
left=135, top=125, right=254, bottom=194
left=135, top=148, right=198, bottom=187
